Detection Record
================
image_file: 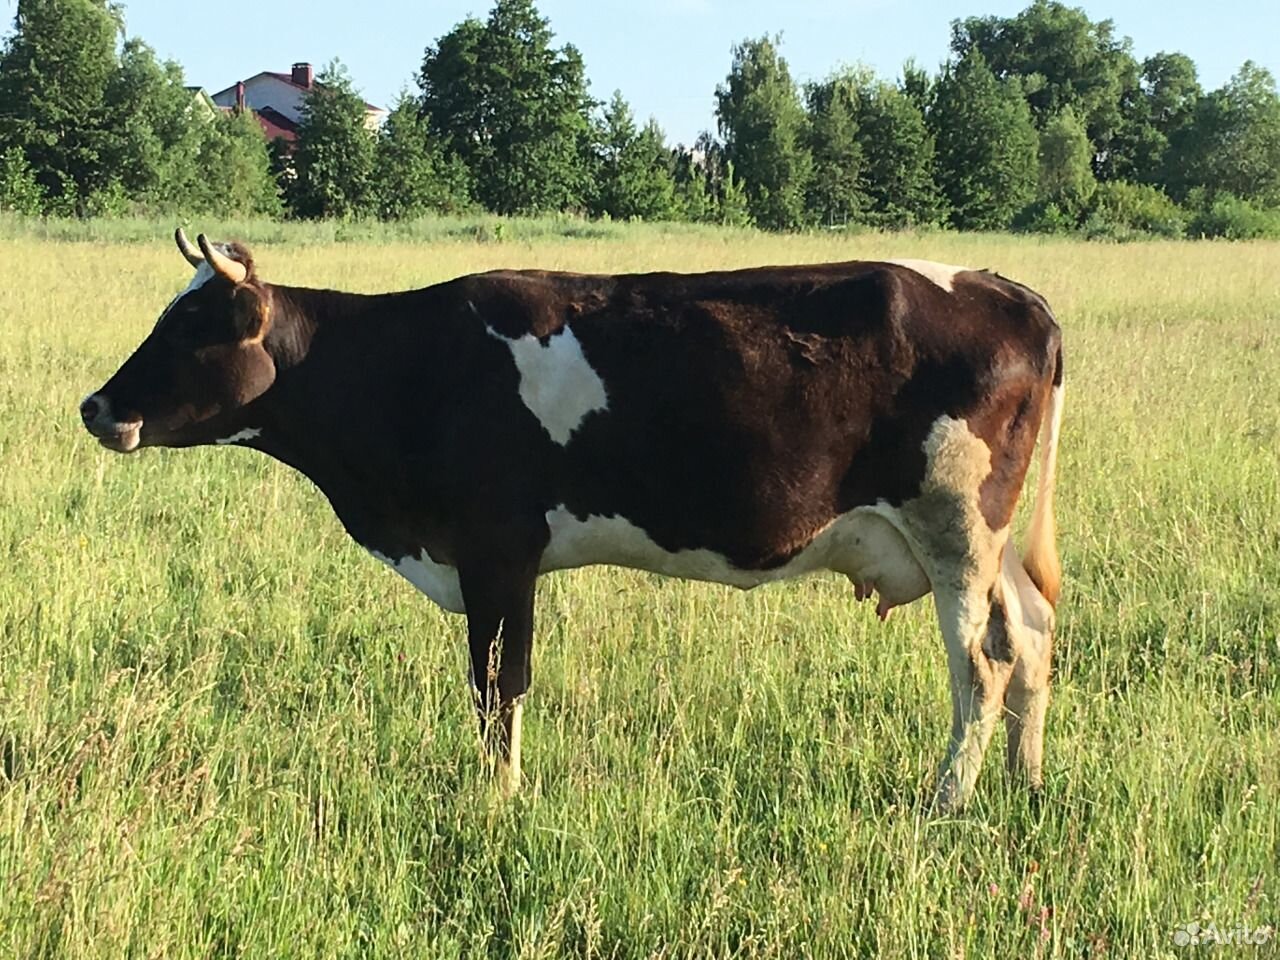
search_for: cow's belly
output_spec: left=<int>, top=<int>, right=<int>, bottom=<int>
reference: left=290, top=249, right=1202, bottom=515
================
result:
left=540, top=504, right=931, bottom=605
left=369, top=548, right=467, bottom=614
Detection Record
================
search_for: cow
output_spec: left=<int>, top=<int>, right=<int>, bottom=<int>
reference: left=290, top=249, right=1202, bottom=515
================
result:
left=80, top=229, right=1063, bottom=810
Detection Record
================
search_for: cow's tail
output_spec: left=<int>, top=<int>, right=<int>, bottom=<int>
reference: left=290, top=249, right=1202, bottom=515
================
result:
left=1023, top=343, right=1063, bottom=608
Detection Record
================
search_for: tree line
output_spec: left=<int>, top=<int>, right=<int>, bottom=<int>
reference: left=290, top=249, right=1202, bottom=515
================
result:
left=2, top=0, right=1279, bottom=238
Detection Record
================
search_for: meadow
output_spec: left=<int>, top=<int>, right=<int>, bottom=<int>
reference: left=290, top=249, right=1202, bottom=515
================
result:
left=0, top=219, right=1277, bottom=958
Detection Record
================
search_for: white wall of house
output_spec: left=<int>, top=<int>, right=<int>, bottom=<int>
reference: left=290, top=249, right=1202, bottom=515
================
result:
left=212, top=76, right=307, bottom=124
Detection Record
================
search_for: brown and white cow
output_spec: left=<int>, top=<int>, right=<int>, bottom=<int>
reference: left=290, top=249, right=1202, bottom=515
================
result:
left=81, top=230, right=1063, bottom=809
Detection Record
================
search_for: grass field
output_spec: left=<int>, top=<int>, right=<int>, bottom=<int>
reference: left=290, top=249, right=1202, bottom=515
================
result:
left=1, top=223, right=1278, bottom=958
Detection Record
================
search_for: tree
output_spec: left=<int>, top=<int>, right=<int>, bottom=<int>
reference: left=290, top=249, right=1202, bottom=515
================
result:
left=1037, top=107, right=1095, bottom=218
left=931, top=49, right=1038, bottom=230
left=0, top=0, right=121, bottom=211
left=289, top=61, right=376, bottom=219
left=671, top=143, right=713, bottom=223
left=190, top=110, right=281, bottom=218
left=715, top=35, right=811, bottom=230
left=0, top=145, right=42, bottom=213
left=950, top=0, right=1140, bottom=177
left=372, top=93, right=470, bottom=219
left=591, top=92, right=677, bottom=221
left=900, top=58, right=934, bottom=114
left=418, top=0, right=594, bottom=214
left=101, top=39, right=209, bottom=210
left=852, top=81, right=944, bottom=228
left=805, top=71, right=866, bottom=226
left=1167, top=62, right=1280, bottom=206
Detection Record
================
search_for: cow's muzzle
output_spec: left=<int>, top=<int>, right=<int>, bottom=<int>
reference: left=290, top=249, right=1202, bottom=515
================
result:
left=80, top=393, right=142, bottom=453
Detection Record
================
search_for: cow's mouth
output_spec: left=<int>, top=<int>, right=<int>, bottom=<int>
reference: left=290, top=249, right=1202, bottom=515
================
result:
left=95, top=420, right=143, bottom=453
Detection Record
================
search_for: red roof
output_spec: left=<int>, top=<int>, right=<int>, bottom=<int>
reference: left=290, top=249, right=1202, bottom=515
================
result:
left=256, top=106, right=299, bottom=143
left=218, top=105, right=299, bottom=144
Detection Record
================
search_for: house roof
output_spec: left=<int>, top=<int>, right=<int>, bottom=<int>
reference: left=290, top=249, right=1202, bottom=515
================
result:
left=217, top=104, right=300, bottom=143
left=254, top=107, right=300, bottom=143
left=211, top=71, right=384, bottom=114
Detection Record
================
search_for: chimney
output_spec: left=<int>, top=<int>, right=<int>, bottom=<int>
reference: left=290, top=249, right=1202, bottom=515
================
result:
left=291, top=62, right=314, bottom=89
left=235, top=80, right=245, bottom=111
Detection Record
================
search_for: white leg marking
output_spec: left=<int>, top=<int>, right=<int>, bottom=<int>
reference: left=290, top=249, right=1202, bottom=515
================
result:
left=498, top=699, right=523, bottom=798
left=885, top=259, right=967, bottom=293
left=368, top=548, right=466, bottom=614
left=486, top=325, right=608, bottom=445
left=214, top=428, right=262, bottom=445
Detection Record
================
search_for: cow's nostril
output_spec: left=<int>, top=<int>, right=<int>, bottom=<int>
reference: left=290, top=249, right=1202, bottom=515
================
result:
left=80, top=397, right=100, bottom=422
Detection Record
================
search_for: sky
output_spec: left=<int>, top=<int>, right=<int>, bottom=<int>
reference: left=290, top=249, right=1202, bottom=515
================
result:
left=3, top=0, right=1277, bottom=146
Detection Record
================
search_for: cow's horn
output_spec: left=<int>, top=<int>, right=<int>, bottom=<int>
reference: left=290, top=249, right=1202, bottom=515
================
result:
left=196, top=234, right=248, bottom=284
left=175, top=227, right=203, bottom=268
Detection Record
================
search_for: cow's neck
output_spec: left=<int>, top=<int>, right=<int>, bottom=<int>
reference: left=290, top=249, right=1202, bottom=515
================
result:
left=249, top=283, right=431, bottom=543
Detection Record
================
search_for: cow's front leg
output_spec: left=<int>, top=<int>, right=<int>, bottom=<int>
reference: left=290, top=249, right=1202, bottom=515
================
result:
left=459, top=556, right=538, bottom=797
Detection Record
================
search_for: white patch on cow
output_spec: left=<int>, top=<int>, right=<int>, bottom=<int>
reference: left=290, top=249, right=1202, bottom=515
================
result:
left=214, top=428, right=262, bottom=445
left=539, top=503, right=930, bottom=605
left=891, top=414, right=1007, bottom=590
left=155, top=261, right=219, bottom=328
left=485, top=325, right=608, bottom=445
left=368, top=548, right=465, bottom=614
left=885, top=259, right=967, bottom=293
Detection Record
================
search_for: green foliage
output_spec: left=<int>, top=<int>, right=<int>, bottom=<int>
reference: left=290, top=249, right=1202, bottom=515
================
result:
left=931, top=49, right=1038, bottom=231
left=100, top=39, right=199, bottom=210
left=1186, top=190, right=1280, bottom=240
left=716, top=160, right=753, bottom=227
left=372, top=94, right=471, bottom=221
left=0, top=145, right=42, bottom=213
left=672, top=135, right=755, bottom=227
left=1168, top=62, right=1280, bottom=207
left=715, top=36, right=812, bottom=230
left=1, top=0, right=1277, bottom=233
left=1037, top=107, right=1095, bottom=218
left=418, top=0, right=594, bottom=214
left=804, top=71, right=866, bottom=227
left=950, top=0, right=1140, bottom=177
left=899, top=58, right=933, bottom=114
left=1014, top=199, right=1076, bottom=235
left=1081, top=180, right=1186, bottom=239
left=289, top=61, right=376, bottom=219
left=852, top=81, right=944, bottom=229
left=670, top=146, right=714, bottom=224
left=189, top=110, right=282, bottom=219
left=591, top=92, right=678, bottom=222
left=0, top=0, right=121, bottom=211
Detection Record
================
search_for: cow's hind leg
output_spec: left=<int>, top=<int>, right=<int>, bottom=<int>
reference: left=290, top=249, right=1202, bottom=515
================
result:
left=999, top=545, right=1055, bottom=790
left=895, top=414, right=1021, bottom=812
left=1004, top=644, right=1049, bottom=790
left=931, top=583, right=1016, bottom=811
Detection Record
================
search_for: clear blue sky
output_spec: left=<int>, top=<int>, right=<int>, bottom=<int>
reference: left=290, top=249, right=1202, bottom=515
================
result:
left=3, top=0, right=1277, bottom=146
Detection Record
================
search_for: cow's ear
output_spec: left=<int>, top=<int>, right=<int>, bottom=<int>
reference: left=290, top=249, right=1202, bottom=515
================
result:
left=232, top=284, right=272, bottom=344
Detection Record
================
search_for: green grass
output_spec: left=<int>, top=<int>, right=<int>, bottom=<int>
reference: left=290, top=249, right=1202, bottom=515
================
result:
left=1, top=226, right=1277, bottom=958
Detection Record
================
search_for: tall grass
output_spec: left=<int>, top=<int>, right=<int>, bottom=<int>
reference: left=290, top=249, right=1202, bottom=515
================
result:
left=0, top=228, right=1277, bottom=957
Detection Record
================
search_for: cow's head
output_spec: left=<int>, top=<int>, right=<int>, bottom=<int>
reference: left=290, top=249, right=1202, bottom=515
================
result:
left=80, top=229, right=275, bottom=452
